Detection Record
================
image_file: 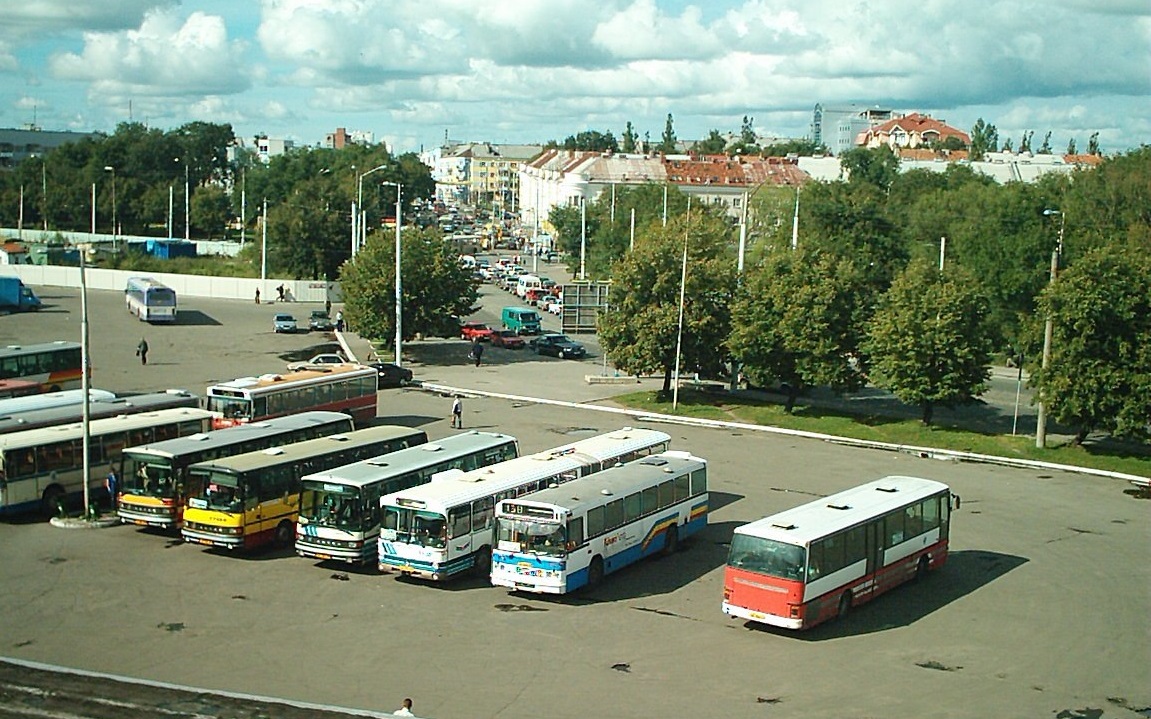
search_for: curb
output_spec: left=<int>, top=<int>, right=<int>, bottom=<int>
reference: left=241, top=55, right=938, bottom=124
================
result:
left=49, top=515, right=121, bottom=529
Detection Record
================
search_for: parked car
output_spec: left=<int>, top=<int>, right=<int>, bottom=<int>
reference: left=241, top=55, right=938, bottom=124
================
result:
left=490, top=329, right=526, bottom=349
left=286, top=353, right=348, bottom=371
left=368, top=362, right=414, bottom=388
left=309, top=310, right=334, bottom=331
left=273, top=313, right=298, bottom=333
left=460, top=321, right=495, bottom=342
left=530, top=333, right=586, bottom=359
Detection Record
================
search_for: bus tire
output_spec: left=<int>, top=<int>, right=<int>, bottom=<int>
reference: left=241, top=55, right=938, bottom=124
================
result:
left=587, top=556, right=604, bottom=588
left=837, top=592, right=852, bottom=621
left=274, top=520, right=293, bottom=548
left=41, top=485, right=65, bottom=517
left=662, top=525, right=679, bottom=556
left=473, top=546, right=492, bottom=576
left=915, top=555, right=930, bottom=581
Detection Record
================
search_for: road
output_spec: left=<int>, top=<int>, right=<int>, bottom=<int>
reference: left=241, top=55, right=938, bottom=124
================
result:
left=0, top=272, right=1147, bottom=719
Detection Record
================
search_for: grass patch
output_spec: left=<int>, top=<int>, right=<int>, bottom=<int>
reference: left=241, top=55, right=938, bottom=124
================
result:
left=614, top=389, right=1151, bottom=478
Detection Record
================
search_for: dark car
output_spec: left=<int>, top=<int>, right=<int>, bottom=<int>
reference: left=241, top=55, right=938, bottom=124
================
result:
left=368, top=362, right=414, bottom=389
left=490, top=329, right=526, bottom=349
left=530, top=333, right=586, bottom=359
left=308, top=310, right=334, bottom=331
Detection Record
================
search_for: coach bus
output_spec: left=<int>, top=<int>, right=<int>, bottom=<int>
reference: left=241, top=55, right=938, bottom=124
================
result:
left=125, top=276, right=178, bottom=323
left=491, top=451, right=709, bottom=594
left=296, top=431, right=519, bottom=565
left=0, top=389, right=199, bottom=436
left=378, top=427, right=672, bottom=581
left=117, top=411, right=356, bottom=530
left=205, top=364, right=378, bottom=429
left=181, top=425, right=427, bottom=551
left=0, top=388, right=116, bottom=417
left=0, top=341, right=83, bottom=392
left=722, top=476, right=958, bottom=630
left=0, top=407, right=218, bottom=516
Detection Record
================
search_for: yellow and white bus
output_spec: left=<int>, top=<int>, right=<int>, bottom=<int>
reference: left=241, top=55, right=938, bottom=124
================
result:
left=378, top=427, right=672, bottom=581
left=118, top=411, right=355, bottom=531
left=181, top=425, right=427, bottom=551
left=0, top=407, right=218, bottom=516
left=205, top=364, right=378, bottom=429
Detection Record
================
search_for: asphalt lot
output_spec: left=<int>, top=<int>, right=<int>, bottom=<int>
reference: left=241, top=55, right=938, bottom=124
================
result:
left=0, top=274, right=1148, bottom=719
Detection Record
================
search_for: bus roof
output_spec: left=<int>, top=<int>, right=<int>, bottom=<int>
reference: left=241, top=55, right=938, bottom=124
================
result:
left=505, top=451, right=707, bottom=516
left=0, top=390, right=200, bottom=436
left=302, top=431, right=517, bottom=489
left=0, top=388, right=116, bottom=417
left=0, top=340, right=81, bottom=357
left=207, top=364, right=376, bottom=393
left=186, top=425, right=426, bottom=475
left=126, top=277, right=172, bottom=289
left=542, top=427, right=671, bottom=463
left=0, top=407, right=218, bottom=449
left=122, top=410, right=354, bottom=460
left=732, top=476, right=951, bottom=546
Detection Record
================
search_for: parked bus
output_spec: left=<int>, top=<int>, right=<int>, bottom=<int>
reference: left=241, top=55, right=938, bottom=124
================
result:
left=378, top=427, right=672, bottom=580
left=0, top=379, right=40, bottom=399
left=205, top=364, right=378, bottom=429
left=722, top=476, right=958, bottom=630
left=491, top=451, right=709, bottom=594
left=0, top=388, right=116, bottom=417
left=125, top=276, right=178, bottom=323
left=181, top=425, right=427, bottom=551
left=117, top=411, right=356, bottom=530
left=296, top=431, right=519, bottom=565
left=0, top=407, right=218, bottom=516
left=0, top=341, right=83, bottom=392
left=0, top=390, right=199, bottom=436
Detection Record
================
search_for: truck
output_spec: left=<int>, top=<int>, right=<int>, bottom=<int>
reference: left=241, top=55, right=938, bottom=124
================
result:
left=0, top=277, right=42, bottom=313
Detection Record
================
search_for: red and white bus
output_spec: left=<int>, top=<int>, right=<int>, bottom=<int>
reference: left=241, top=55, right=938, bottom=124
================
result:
left=722, top=476, right=958, bottom=630
left=205, top=364, right=378, bottom=429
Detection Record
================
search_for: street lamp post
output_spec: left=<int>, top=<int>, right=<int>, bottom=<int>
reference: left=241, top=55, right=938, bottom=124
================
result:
left=174, top=157, right=189, bottom=241
left=1035, top=208, right=1065, bottom=449
left=354, top=164, right=388, bottom=255
left=381, top=182, right=403, bottom=366
left=103, top=166, right=116, bottom=250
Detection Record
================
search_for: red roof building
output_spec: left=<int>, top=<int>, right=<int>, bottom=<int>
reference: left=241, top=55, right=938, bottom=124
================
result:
left=858, top=113, right=971, bottom=151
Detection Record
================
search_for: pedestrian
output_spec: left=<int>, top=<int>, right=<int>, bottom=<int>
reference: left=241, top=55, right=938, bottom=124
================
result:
left=335, top=310, right=344, bottom=332
left=276, top=284, right=285, bottom=301
left=451, top=396, right=462, bottom=429
left=254, top=288, right=261, bottom=304
left=471, top=340, right=484, bottom=367
left=136, top=337, right=149, bottom=365
left=325, top=299, right=332, bottom=316
left=394, top=698, right=415, bottom=717
left=104, top=468, right=118, bottom=511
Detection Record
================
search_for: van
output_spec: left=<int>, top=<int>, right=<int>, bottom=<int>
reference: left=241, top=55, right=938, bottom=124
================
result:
left=515, top=274, right=542, bottom=299
left=502, top=306, right=542, bottom=335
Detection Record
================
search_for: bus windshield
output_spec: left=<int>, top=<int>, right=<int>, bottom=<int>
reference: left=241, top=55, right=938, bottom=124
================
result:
left=121, top=454, right=179, bottom=499
left=207, top=396, right=251, bottom=421
left=381, top=507, right=447, bottom=548
left=495, top=518, right=567, bottom=557
left=149, top=289, right=177, bottom=306
left=727, top=534, right=807, bottom=582
left=300, top=483, right=364, bottom=531
left=187, top=471, right=245, bottom=512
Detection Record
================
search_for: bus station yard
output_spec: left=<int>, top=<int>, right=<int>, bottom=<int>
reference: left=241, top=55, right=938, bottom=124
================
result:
left=0, top=282, right=1148, bottom=719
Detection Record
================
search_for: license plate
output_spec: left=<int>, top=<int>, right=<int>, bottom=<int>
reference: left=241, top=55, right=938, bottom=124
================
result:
left=133, top=520, right=148, bottom=526
left=196, top=539, right=214, bottom=546
left=316, top=553, right=331, bottom=560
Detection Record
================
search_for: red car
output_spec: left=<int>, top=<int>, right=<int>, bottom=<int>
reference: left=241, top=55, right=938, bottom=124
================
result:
left=491, top=329, right=526, bottom=349
left=460, top=321, right=495, bottom=342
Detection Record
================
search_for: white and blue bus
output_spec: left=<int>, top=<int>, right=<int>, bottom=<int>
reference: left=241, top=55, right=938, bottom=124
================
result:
left=490, top=451, right=709, bottom=594
left=295, top=431, right=519, bottom=565
left=125, top=277, right=178, bottom=323
left=378, top=427, right=672, bottom=581
left=0, top=389, right=199, bottom=436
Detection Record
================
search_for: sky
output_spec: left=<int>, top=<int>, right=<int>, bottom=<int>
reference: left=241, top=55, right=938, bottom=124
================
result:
left=1, top=0, right=1148, bottom=155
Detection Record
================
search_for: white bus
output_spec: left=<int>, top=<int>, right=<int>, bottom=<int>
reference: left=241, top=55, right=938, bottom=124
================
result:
left=0, top=390, right=199, bottom=436
left=0, top=407, right=218, bottom=516
left=125, top=276, right=178, bottom=323
left=296, top=431, right=519, bottom=565
left=378, top=427, right=672, bottom=581
left=491, top=451, right=709, bottom=594
left=205, top=364, right=378, bottom=429
left=0, top=388, right=116, bottom=417
left=118, top=411, right=355, bottom=530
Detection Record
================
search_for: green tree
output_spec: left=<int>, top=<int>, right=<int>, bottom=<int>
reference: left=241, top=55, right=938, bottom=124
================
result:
left=562, top=130, right=619, bottom=152
left=598, top=212, right=737, bottom=392
left=865, top=259, right=995, bottom=425
left=840, top=146, right=900, bottom=192
left=658, top=113, right=677, bottom=154
left=728, top=248, right=868, bottom=412
left=1034, top=242, right=1151, bottom=442
left=696, top=129, right=727, bottom=155
left=621, top=121, right=638, bottom=153
left=1066, top=138, right=1077, bottom=155
left=969, top=118, right=999, bottom=161
left=340, top=226, right=478, bottom=343
left=1087, top=132, right=1101, bottom=155
left=1038, top=131, right=1053, bottom=154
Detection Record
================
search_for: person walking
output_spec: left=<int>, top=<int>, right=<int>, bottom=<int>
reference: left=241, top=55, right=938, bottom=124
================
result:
left=394, top=698, right=415, bottom=717
left=451, top=396, right=463, bottom=429
left=471, top=340, right=484, bottom=367
left=104, top=468, right=118, bottom=512
left=136, top=338, right=149, bottom=365
left=335, top=310, right=345, bottom=332
left=325, top=299, right=332, bottom=316
left=254, top=288, right=261, bottom=304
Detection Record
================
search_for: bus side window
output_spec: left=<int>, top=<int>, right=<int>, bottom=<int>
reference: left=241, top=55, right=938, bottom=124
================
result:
left=448, top=505, right=471, bottom=539
left=567, top=517, right=584, bottom=548
left=690, top=468, right=707, bottom=495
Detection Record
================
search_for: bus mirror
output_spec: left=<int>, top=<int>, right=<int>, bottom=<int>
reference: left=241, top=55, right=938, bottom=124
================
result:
left=952, top=494, right=961, bottom=510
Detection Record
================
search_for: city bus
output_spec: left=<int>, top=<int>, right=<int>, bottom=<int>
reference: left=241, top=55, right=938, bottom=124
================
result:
left=296, top=430, right=519, bottom=565
left=0, top=389, right=199, bottom=436
left=205, top=364, right=378, bottom=429
left=491, top=451, right=709, bottom=594
left=0, top=341, right=83, bottom=392
left=181, top=425, right=427, bottom=551
left=125, top=276, right=178, bottom=323
left=0, top=407, right=218, bottom=516
left=721, top=476, right=958, bottom=630
left=0, top=388, right=116, bottom=417
left=0, top=379, right=40, bottom=399
left=117, top=411, right=356, bottom=530
left=378, top=427, right=672, bottom=581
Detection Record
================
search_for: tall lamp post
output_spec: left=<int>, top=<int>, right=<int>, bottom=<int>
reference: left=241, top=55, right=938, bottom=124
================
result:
left=1035, top=208, right=1065, bottom=449
left=354, top=164, right=388, bottom=256
left=103, top=166, right=116, bottom=250
left=381, top=181, right=403, bottom=366
left=174, top=157, right=190, bottom=241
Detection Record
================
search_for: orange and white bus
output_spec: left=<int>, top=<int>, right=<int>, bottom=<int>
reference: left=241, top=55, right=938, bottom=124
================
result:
left=0, top=341, right=83, bottom=392
left=722, top=476, right=958, bottom=630
left=205, top=364, right=377, bottom=429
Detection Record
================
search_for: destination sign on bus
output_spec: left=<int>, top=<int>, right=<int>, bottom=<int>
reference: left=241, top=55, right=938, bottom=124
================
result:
left=501, top=502, right=557, bottom=520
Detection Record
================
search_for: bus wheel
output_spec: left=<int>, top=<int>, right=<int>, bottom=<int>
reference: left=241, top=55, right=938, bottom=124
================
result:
left=587, top=556, right=604, bottom=588
left=41, top=485, right=65, bottom=518
left=473, top=547, right=492, bottom=576
left=662, top=526, right=679, bottom=556
left=915, top=556, right=930, bottom=581
left=274, top=520, right=293, bottom=547
left=837, top=592, right=852, bottom=621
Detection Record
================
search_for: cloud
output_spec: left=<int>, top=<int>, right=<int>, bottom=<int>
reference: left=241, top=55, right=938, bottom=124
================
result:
left=0, top=1, right=176, bottom=40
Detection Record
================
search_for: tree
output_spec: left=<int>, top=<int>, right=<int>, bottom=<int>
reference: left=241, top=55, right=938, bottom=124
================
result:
left=1019, top=130, right=1034, bottom=154
left=658, top=113, right=677, bottom=154
left=621, top=121, right=638, bottom=153
left=696, top=129, right=727, bottom=155
left=864, top=259, right=995, bottom=425
left=1038, top=131, right=1053, bottom=154
left=1066, top=138, right=1077, bottom=155
left=728, top=248, right=868, bottom=412
left=1002, top=138, right=1014, bottom=153
left=1087, top=132, right=1101, bottom=155
left=839, top=146, right=900, bottom=192
left=969, top=118, right=999, bottom=161
left=597, top=212, right=737, bottom=393
left=728, top=116, right=760, bottom=156
left=1034, top=242, right=1151, bottom=442
left=562, top=130, right=619, bottom=152
left=340, top=226, right=478, bottom=343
